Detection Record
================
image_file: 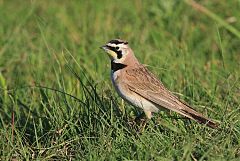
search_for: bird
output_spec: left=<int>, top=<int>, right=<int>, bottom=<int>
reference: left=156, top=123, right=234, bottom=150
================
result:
left=100, top=39, right=218, bottom=129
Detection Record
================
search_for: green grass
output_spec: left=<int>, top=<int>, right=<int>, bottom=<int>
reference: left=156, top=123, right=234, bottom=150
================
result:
left=0, top=0, right=240, bottom=160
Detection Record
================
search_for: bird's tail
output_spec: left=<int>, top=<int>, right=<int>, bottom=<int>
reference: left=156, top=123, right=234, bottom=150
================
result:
left=178, top=102, right=218, bottom=129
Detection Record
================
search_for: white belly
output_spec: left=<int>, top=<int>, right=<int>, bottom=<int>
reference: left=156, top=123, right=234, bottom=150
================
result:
left=111, top=71, right=159, bottom=113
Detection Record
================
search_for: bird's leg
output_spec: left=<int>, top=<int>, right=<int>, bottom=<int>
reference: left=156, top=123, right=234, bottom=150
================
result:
left=135, top=111, right=152, bottom=132
left=135, top=112, right=146, bottom=124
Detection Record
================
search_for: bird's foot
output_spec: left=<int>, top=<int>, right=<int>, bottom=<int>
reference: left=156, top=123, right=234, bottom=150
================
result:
left=134, top=112, right=148, bottom=133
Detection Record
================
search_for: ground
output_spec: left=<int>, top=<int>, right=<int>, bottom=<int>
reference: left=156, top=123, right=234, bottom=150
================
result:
left=0, top=0, right=239, bottom=160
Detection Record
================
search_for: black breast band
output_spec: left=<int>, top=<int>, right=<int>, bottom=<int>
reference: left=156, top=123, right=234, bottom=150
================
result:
left=111, top=61, right=127, bottom=72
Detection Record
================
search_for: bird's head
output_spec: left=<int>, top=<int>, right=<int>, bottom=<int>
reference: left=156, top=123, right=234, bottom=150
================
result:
left=100, top=39, right=137, bottom=64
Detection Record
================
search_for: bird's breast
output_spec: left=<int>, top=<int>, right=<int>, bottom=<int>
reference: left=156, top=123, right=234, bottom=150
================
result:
left=111, top=70, right=124, bottom=98
left=110, top=70, right=159, bottom=113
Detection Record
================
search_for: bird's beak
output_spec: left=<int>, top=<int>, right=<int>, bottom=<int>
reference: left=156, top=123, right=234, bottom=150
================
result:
left=100, top=45, right=107, bottom=50
left=100, top=45, right=117, bottom=59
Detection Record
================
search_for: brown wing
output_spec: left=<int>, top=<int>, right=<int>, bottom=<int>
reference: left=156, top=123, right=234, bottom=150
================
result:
left=123, top=65, right=218, bottom=128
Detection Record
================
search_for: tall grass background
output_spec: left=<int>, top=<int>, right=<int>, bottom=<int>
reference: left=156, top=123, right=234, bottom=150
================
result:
left=0, top=0, right=239, bottom=160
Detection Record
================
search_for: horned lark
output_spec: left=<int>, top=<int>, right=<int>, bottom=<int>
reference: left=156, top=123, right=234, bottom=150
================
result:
left=100, top=39, right=218, bottom=128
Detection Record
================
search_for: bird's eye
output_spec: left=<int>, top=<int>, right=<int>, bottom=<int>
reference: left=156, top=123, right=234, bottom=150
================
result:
left=116, top=47, right=119, bottom=50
